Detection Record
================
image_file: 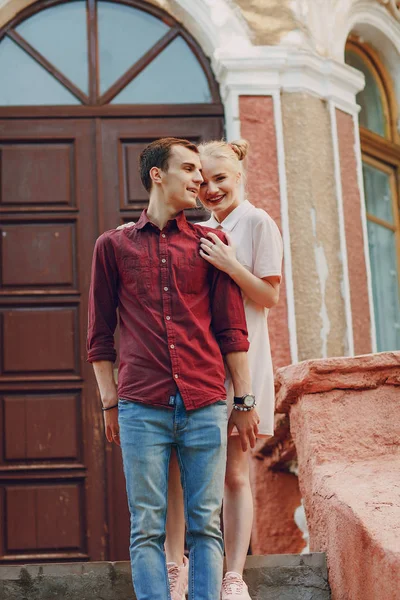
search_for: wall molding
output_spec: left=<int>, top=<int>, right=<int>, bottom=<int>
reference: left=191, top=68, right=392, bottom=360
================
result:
left=214, top=46, right=365, bottom=116
left=378, top=0, right=400, bottom=21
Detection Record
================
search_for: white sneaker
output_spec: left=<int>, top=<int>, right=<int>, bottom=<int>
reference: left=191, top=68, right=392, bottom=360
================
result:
left=221, top=571, right=252, bottom=599
left=167, top=555, right=188, bottom=600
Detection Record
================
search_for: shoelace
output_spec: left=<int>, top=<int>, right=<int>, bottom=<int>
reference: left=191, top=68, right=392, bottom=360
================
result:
left=167, top=565, right=180, bottom=589
left=222, top=574, right=244, bottom=594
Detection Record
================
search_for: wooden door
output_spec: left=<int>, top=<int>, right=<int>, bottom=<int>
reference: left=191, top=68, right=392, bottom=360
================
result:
left=99, top=117, right=223, bottom=559
left=0, top=119, right=106, bottom=563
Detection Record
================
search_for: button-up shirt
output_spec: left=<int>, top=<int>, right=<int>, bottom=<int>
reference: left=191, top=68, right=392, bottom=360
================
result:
left=87, top=210, right=249, bottom=410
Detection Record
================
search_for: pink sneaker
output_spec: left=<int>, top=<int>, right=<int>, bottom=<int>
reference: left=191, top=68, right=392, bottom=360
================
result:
left=221, top=572, right=252, bottom=599
left=167, top=555, right=188, bottom=600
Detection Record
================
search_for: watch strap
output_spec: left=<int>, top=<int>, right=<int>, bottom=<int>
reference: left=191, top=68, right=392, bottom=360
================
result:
left=233, top=394, right=254, bottom=405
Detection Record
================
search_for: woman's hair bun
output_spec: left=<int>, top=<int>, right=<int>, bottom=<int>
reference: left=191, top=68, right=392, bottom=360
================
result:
left=230, top=139, right=249, bottom=161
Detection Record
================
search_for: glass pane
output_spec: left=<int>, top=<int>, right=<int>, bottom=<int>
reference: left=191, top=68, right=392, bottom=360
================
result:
left=367, top=220, right=400, bottom=351
left=16, top=1, right=88, bottom=95
left=345, top=50, right=387, bottom=137
left=112, top=36, right=212, bottom=104
left=0, top=37, right=80, bottom=105
left=363, top=162, right=394, bottom=224
left=98, top=1, right=169, bottom=94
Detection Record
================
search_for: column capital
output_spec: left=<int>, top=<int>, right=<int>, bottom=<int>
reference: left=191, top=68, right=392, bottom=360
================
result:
left=213, top=46, right=365, bottom=114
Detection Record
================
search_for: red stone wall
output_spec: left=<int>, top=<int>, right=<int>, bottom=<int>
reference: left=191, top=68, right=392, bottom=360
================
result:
left=240, top=96, right=301, bottom=555
left=250, top=463, right=304, bottom=555
left=239, top=95, right=292, bottom=369
left=276, top=353, right=400, bottom=600
left=336, top=109, right=372, bottom=355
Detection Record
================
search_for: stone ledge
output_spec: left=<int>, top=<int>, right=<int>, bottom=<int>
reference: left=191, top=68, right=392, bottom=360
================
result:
left=301, top=461, right=400, bottom=600
left=275, top=351, right=400, bottom=413
left=0, top=553, right=330, bottom=600
left=285, top=352, right=400, bottom=600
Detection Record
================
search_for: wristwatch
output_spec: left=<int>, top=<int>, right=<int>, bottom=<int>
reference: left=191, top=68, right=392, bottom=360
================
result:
left=233, top=394, right=256, bottom=412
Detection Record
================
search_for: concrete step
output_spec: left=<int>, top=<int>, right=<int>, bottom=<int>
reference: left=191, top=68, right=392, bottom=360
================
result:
left=0, top=553, right=330, bottom=600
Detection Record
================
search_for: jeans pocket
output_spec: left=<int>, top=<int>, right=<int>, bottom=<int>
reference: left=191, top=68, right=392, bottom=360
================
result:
left=215, top=400, right=227, bottom=406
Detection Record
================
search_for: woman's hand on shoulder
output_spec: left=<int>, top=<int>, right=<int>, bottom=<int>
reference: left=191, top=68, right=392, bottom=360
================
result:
left=199, top=231, right=239, bottom=275
left=116, top=221, right=135, bottom=230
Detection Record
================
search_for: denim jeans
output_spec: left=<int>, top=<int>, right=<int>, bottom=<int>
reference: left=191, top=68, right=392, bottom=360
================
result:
left=118, top=392, right=227, bottom=600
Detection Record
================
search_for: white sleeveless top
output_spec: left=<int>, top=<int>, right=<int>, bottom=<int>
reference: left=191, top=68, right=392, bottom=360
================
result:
left=198, top=200, right=283, bottom=436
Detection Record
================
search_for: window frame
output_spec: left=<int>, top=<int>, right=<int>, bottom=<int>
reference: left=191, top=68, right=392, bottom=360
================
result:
left=347, top=38, right=397, bottom=141
left=0, top=0, right=223, bottom=115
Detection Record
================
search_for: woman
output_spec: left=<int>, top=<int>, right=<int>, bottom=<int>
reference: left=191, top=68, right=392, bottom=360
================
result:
left=166, top=139, right=283, bottom=600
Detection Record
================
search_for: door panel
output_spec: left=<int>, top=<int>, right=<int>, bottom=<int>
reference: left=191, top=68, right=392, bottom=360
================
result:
left=0, top=114, right=223, bottom=564
left=0, top=119, right=105, bottom=563
left=1, top=144, right=74, bottom=207
left=99, top=116, right=223, bottom=560
left=1, top=223, right=76, bottom=287
left=99, top=117, right=223, bottom=231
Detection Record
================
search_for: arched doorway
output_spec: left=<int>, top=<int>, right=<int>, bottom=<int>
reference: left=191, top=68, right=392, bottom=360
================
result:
left=0, top=0, right=223, bottom=563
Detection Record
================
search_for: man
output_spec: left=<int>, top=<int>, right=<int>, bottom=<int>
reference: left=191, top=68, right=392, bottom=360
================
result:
left=87, top=138, right=259, bottom=600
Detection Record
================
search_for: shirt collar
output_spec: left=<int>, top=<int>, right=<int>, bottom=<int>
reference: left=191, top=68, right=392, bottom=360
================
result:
left=216, top=200, right=253, bottom=232
left=135, top=209, right=189, bottom=232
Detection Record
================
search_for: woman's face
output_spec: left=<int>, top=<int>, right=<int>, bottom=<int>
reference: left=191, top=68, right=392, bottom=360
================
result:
left=198, top=155, right=241, bottom=222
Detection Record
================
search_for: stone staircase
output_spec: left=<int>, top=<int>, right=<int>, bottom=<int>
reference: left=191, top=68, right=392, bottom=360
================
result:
left=0, top=553, right=330, bottom=599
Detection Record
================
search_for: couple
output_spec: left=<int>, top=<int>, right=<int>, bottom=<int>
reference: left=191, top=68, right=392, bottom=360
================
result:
left=87, top=136, right=283, bottom=600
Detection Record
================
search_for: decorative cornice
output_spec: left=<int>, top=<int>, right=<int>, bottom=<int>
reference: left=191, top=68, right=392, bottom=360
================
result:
left=378, top=0, right=400, bottom=21
left=213, top=46, right=365, bottom=114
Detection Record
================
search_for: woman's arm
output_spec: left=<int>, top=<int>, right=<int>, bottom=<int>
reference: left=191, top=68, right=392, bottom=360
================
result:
left=200, top=231, right=281, bottom=308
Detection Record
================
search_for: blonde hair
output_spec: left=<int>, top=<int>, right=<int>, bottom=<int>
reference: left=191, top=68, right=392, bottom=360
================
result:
left=197, top=138, right=249, bottom=173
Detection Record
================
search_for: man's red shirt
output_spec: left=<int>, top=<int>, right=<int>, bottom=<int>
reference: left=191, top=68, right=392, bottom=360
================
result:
left=87, top=210, right=249, bottom=410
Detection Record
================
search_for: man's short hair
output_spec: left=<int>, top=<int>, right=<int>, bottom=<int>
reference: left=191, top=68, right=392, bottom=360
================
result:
left=139, top=137, right=199, bottom=192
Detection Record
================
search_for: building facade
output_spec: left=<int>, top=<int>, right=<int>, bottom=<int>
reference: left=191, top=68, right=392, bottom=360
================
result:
left=0, top=0, right=399, bottom=563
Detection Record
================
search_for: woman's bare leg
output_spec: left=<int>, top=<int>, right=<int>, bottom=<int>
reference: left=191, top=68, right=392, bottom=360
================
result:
left=223, top=436, right=253, bottom=575
left=165, top=448, right=186, bottom=565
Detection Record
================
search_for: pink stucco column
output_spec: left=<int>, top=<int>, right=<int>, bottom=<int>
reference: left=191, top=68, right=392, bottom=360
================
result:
left=275, top=352, right=400, bottom=600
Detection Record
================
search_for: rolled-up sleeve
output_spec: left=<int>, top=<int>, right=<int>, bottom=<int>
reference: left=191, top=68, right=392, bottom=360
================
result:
left=87, top=233, right=119, bottom=363
left=209, top=261, right=249, bottom=355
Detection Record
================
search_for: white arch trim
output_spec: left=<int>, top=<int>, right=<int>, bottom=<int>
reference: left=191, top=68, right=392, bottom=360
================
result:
left=165, top=0, right=252, bottom=59
left=338, top=1, right=400, bottom=121
left=339, top=1, right=400, bottom=57
left=0, top=0, right=253, bottom=57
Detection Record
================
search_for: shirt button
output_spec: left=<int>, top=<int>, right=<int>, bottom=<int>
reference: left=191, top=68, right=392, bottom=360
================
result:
left=166, top=315, right=171, bottom=320
left=161, top=258, right=166, bottom=264
left=161, top=234, right=166, bottom=238
left=164, top=286, right=169, bottom=292
left=170, top=344, right=175, bottom=349
left=174, top=374, right=179, bottom=379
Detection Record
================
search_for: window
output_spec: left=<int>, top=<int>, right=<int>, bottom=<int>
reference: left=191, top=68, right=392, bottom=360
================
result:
left=346, top=41, right=400, bottom=351
left=0, top=0, right=214, bottom=106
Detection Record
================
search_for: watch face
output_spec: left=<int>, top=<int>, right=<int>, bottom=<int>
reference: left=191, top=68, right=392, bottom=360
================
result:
left=244, top=394, right=255, bottom=407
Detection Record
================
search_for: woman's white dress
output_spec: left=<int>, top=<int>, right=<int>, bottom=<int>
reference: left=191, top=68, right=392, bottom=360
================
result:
left=198, top=200, right=283, bottom=436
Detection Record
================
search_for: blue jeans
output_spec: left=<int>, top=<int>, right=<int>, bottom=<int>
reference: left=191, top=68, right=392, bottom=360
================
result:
left=118, top=392, right=227, bottom=600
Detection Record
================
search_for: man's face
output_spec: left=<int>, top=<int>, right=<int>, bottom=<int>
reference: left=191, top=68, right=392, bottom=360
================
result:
left=158, top=145, right=203, bottom=211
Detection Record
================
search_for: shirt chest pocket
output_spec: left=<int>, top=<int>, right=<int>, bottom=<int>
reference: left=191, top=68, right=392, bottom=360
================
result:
left=121, top=257, right=155, bottom=295
left=177, top=256, right=209, bottom=294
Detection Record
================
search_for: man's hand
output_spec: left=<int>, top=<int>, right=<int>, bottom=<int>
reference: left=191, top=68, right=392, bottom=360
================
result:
left=103, top=407, right=120, bottom=446
left=92, top=362, right=120, bottom=445
left=228, top=408, right=260, bottom=452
